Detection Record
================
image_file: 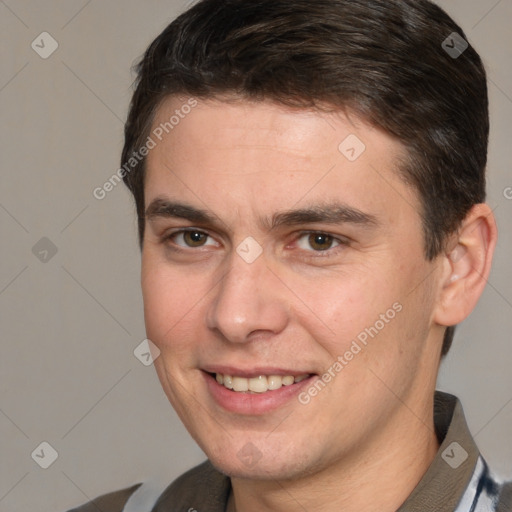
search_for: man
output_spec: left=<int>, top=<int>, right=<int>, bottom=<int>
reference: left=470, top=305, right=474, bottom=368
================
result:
left=70, top=0, right=511, bottom=510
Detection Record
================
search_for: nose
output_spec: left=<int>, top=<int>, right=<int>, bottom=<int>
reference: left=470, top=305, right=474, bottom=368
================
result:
left=206, top=250, right=289, bottom=343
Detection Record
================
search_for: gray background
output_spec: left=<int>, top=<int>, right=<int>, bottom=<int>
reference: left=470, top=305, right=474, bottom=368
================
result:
left=0, top=1, right=510, bottom=511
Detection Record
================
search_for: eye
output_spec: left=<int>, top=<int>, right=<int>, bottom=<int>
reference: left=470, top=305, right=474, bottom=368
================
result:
left=168, top=229, right=217, bottom=248
left=296, top=232, right=342, bottom=252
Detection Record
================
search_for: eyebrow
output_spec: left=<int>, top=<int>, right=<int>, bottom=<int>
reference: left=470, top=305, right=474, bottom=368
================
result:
left=145, top=198, right=379, bottom=230
left=145, top=198, right=216, bottom=224
left=269, top=204, right=379, bottom=230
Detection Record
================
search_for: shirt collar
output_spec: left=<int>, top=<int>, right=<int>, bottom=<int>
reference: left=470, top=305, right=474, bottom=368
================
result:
left=397, top=391, right=481, bottom=511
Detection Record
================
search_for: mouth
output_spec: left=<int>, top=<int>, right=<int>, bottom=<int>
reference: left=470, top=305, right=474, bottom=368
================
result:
left=201, top=368, right=317, bottom=414
left=210, top=372, right=312, bottom=393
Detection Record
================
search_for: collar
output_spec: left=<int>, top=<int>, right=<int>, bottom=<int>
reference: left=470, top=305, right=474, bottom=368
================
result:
left=397, top=391, right=481, bottom=511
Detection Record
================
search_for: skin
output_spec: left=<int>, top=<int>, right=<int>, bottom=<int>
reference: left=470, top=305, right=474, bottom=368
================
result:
left=141, top=96, right=497, bottom=512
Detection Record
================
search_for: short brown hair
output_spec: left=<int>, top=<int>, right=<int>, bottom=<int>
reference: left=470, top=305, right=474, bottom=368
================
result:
left=121, top=0, right=489, bottom=355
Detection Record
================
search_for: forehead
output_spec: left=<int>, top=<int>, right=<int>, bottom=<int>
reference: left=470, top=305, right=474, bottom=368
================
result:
left=148, top=95, right=401, bottom=159
left=144, top=95, right=419, bottom=228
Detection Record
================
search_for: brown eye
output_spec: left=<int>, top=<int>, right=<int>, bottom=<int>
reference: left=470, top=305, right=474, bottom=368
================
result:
left=170, top=230, right=215, bottom=248
left=182, top=230, right=208, bottom=247
left=294, top=232, right=344, bottom=253
left=307, top=233, right=335, bottom=251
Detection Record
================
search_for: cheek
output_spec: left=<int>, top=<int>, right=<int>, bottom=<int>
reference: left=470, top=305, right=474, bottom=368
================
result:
left=141, top=256, right=208, bottom=351
left=286, top=266, right=398, bottom=354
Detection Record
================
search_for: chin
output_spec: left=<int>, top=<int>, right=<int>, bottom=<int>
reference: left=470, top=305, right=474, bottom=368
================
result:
left=210, top=458, right=301, bottom=481
left=203, top=440, right=317, bottom=481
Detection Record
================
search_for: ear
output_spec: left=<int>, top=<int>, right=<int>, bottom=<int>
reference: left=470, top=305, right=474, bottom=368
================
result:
left=433, top=204, right=497, bottom=328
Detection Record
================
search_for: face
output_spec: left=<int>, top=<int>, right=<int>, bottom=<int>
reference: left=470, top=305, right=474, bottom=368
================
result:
left=141, top=96, right=443, bottom=480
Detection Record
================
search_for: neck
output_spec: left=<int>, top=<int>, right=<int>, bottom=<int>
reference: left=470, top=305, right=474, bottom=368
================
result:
left=227, top=396, right=439, bottom=512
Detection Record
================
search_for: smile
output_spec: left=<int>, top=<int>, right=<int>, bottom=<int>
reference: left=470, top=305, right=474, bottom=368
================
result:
left=203, top=368, right=317, bottom=414
left=214, top=373, right=310, bottom=393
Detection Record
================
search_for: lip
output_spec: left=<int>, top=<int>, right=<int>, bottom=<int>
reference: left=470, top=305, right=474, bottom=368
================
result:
left=202, top=366, right=312, bottom=378
left=202, top=370, right=317, bottom=415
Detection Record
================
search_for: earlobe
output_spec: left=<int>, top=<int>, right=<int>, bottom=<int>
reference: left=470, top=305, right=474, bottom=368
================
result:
left=434, top=204, right=497, bottom=327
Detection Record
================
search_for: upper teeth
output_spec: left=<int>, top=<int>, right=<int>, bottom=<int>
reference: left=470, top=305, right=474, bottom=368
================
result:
left=215, top=373, right=309, bottom=393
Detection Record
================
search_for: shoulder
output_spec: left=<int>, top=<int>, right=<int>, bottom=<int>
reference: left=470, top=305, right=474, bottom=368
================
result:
left=497, top=480, right=512, bottom=512
left=65, top=461, right=229, bottom=512
left=66, top=483, right=142, bottom=512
